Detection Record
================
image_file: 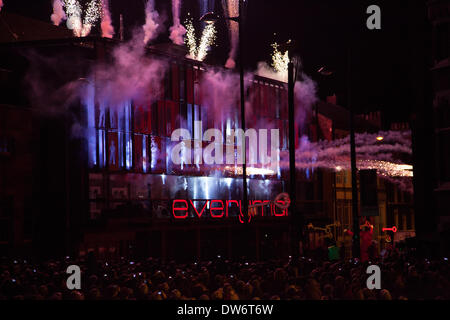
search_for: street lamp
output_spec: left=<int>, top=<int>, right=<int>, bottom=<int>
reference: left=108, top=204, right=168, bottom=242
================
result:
left=277, top=39, right=303, bottom=257
left=348, top=47, right=361, bottom=259
left=200, top=0, right=249, bottom=223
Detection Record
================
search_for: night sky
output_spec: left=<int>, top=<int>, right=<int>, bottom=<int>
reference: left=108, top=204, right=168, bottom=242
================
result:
left=2, top=0, right=429, bottom=125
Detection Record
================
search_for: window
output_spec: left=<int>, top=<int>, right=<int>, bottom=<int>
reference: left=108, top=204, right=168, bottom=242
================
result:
left=436, top=22, right=450, bottom=62
left=0, top=197, right=13, bottom=218
left=438, top=130, right=450, bottom=182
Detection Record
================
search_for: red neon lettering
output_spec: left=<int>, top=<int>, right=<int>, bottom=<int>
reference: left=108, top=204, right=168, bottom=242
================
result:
left=190, top=200, right=209, bottom=218
left=251, top=200, right=270, bottom=217
left=226, top=200, right=241, bottom=218
left=172, top=199, right=289, bottom=221
left=272, top=201, right=288, bottom=216
left=173, top=200, right=188, bottom=219
left=210, top=200, right=224, bottom=218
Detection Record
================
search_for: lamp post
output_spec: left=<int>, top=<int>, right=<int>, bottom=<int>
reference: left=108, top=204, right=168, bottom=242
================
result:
left=278, top=39, right=300, bottom=257
left=348, top=47, right=361, bottom=259
left=201, top=0, right=248, bottom=223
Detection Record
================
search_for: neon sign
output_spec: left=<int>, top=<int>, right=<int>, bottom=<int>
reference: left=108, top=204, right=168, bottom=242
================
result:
left=172, top=193, right=291, bottom=224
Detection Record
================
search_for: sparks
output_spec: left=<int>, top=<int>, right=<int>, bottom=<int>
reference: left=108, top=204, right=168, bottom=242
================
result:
left=64, top=0, right=82, bottom=36
left=185, top=18, right=198, bottom=59
left=82, top=0, right=101, bottom=36
left=271, top=42, right=289, bottom=77
left=359, top=160, right=413, bottom=178
left=224, top=166, right=276, bottom=176
left=196, top=22, right=216, bottom=61
left=184, top=18, right=216, bottom=61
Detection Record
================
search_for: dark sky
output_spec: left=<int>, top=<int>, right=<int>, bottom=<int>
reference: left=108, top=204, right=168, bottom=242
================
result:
left=2, top=0, right=430, bottom=125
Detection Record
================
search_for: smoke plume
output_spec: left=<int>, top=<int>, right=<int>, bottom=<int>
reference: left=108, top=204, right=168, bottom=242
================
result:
left=51, top=0, right=67, bottom=26
left=221, top=0, right=239, bottom=69
left=92, top=32, right=168, bottom=107
left=100, top=0, right=114, bottom=38
left=143, top=0, right=160, bottom=44
left=169, top=0, right=186, bottom=45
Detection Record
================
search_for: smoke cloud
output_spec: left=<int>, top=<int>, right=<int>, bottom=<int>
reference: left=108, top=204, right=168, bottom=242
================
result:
left=286, top=130, right=414, bottom=192
left=143, top=0, right=160, bottom=44
left=92, top=32, right=168, bottom=107
left=100, top=0, right=114, bottom=38
left=169, top=0, right=186, bottom=45
left=221, top=0, right=239, bottom=69
left=23, top=31, right=168, bottom=142
left=256, top=61, right=286, bottom=82
left=51, top=0, right=67, bottom=26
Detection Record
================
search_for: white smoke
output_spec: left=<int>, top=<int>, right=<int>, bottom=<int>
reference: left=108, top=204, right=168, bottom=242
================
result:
left=288, top=130, right=413, bottom=189
left=51, top=0, right=67, bottom=26
left=65, top=0, right=83, bottom=37
left=169, top=0, right=186, bottom=45
left=100, top=0, right=114, bottom=38
left=256, top=61, right=286, bottom=83
left=143, top=0, right=160, bottom=44
left=93, top=32, right=168, bottom=107
left=221, top=0, right=239, bottom=69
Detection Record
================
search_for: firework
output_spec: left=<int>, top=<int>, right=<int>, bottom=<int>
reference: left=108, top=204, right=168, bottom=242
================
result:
left=358, top=160, right=413, bottom=178
left=185, top=18, right=198, bottom=58
left=64, top=0, right=82, bottom=36
left=185, top=17, right=216, bottom=61
left=81, top=0, right=101, bottom=36
left=286, top=130, right=414, bottom=191
left=0, top=0, right=3, bottom=12
left=224, top=166, right=276, bottom=176
left=196, top=22, right=217, bottom=61
left=184, top=16, right=216, bottom=62
left=271, top=42, right=289, bottom=78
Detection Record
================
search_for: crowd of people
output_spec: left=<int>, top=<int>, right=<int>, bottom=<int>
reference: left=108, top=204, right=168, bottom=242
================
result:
left=1, top=248, right=449, bottom=300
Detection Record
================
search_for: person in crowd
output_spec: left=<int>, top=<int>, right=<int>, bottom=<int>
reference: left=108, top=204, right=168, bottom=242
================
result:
left=0, top=251, right=448, bottom=300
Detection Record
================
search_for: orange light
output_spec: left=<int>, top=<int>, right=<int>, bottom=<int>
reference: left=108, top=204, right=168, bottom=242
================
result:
left=376, top=136, right=384, bottom=141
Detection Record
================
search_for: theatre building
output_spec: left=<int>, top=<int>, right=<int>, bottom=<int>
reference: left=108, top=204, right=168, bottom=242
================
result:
left=0, top=13, right=414, bottom=260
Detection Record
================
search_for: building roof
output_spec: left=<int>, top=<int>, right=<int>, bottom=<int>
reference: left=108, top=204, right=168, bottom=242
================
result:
left=317, top=101, right=381, bottom=132
left=0, top=12, right=73, bottom=43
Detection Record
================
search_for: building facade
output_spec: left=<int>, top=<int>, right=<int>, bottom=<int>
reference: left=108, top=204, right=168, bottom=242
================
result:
left=428, top=0, right=450, bottom=252
left=0, top=16, right=415, bottom=260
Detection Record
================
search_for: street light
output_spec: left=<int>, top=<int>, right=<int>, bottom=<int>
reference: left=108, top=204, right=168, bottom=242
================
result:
left=277, top=39, right=303, bottom=257
left=200, top=1, right=249, bottom=223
